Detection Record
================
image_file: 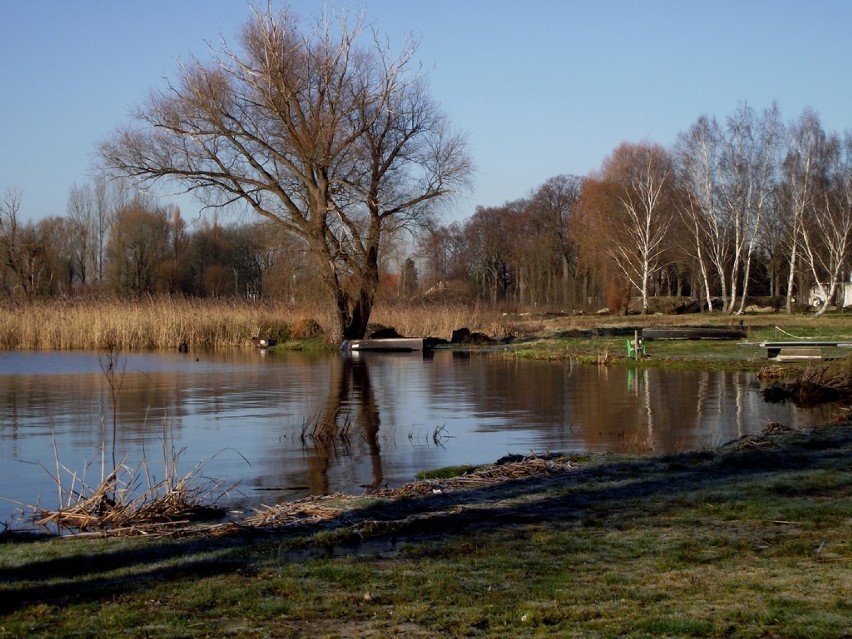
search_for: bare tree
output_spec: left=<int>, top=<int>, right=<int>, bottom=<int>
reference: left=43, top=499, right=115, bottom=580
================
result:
left=464, top=203, right=523, bottom=304
left=527, top=175, right=583, bottom=306
left=105, top=196, right=170, bottom=296
left=676, top=116, right=720, bottom=311
left=676, top=106, right=781, bottom=313
left=66, top=182, right=98, bottom=289
left=101, top=6, right=471, bottom=340
left=722, top=104, right=783, bottom=314
left=0, top=189, right=54, bottom=296
left=92, top=175, right=129, bottom=286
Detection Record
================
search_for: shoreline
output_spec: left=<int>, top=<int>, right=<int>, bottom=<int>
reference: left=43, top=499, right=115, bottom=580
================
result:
left=2, top=420, right=850, bottom=637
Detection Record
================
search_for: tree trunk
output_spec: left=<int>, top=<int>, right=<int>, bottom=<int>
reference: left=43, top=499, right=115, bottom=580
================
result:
left=338, top=290, right=374, bottom=340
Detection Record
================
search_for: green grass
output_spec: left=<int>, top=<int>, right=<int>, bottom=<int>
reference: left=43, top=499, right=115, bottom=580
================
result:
left=506, top=316, right=852, bottom=371
left=2, top=422, right=850, bottom=638
left=415, top=464, right=481, bottom=479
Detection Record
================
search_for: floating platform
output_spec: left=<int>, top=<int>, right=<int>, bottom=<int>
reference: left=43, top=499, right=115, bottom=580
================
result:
left=642, top=327, right=747, bottom=341
left=344, top=338, right=426, bottom=352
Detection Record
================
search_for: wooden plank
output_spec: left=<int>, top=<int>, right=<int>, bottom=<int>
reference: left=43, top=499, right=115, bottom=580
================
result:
left=759, top=341, right=852, bottom=348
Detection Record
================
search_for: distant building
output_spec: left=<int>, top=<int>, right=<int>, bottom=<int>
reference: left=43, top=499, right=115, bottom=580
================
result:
left=809, top=282, right=852, bottom=308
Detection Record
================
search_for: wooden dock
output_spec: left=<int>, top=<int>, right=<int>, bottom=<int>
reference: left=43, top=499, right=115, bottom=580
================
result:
left=345, top=338, right=426, bottom=352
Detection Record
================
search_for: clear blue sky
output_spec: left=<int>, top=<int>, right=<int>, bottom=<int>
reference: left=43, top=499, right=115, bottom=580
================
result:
left=2, top=1, right=851, bottom=224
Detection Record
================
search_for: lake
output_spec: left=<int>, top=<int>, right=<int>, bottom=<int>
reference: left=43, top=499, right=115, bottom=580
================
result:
left=0, top=349, right=837, bottom=528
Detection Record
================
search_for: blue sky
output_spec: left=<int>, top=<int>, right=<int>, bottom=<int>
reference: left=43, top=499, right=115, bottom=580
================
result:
left=2, top=1, right=851, bottom=224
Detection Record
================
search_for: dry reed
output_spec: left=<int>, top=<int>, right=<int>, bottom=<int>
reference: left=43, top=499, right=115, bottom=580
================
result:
left=0, top=297, right=511, bottom=351
left=800, top=356, right=852, bottom=393
left=17, top=422, right=229, bottom=536
left=0, top=297, right=336, bottom=351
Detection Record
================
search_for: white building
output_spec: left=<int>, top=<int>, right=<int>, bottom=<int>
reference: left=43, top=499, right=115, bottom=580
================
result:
left=809, top=282, right=852, bottom=308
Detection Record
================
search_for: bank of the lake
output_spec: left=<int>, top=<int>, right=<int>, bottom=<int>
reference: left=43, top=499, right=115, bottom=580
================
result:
left=2, top=420, right=850, bottom=638
left=501, top=313, right=852, bottom=370
left=2, top=296, right=851, bottom=356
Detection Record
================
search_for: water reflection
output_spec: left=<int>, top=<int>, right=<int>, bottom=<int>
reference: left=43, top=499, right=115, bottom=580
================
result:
left=0, top=350, right=840, bottom=527
left=306, top=355, right=382, bottom=494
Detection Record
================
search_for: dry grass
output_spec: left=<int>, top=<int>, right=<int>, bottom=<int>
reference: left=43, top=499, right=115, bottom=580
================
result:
left=801, top=355, right=852, bottom=393
left=371, top=302, right=519, bottom=340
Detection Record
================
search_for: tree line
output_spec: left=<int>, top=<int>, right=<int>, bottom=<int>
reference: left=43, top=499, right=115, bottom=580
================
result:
left=0, top=181, right=297, bottom=300
left=418, top=104, right=851, bottom=316
left=3, top=104, right=850, bottom=318
left=0, top=177, right=421, bottom=303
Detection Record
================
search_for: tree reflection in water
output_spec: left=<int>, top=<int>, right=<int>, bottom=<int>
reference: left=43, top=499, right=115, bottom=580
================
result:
left=305, top=354, right=382, bottom=494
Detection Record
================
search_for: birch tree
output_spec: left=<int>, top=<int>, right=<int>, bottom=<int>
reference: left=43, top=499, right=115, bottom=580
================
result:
left=781, top=109, right=824, bottom=312
left=721, top=104, right=782, bottom=314
left=676, top=116, right=725, bottom=311
left=101, top=5, right=471, bottom=340
left=676, top=105, right=781, bottom=313
left=798, top=130, right=852, bottom=314
left=601, top=143, right=675, bottom=314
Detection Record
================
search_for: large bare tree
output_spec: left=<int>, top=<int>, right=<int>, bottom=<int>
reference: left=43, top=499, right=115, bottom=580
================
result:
left=101, top=6, right=471, bottom=340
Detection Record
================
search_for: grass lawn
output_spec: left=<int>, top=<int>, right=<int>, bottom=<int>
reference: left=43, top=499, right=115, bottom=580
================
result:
left=1, top=421, right=850, bottom=638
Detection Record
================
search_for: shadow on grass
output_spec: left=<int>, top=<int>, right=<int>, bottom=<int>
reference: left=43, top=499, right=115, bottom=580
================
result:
left=1, top=423, right=849, bottom=616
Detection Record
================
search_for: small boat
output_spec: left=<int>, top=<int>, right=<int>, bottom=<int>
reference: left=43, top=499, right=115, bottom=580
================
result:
left=251, top=337, right=278, bottom=349
left=642, top=327, right=746, bottom=341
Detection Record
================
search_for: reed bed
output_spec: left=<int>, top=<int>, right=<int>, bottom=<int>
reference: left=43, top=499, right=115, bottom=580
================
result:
left=760, top=355, right=852, bottom=405
left=2, top=296, right=850, bottom=352
left=0, top=297, right=336, bottom=351
left=801, top=354, right=852, bottom=393
left=0, top=297, right=511, bottom=351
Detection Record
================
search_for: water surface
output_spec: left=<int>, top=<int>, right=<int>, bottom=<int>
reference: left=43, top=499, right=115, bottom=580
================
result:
left=0, top=349, right=836, bottom=527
